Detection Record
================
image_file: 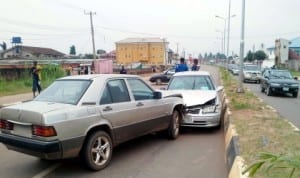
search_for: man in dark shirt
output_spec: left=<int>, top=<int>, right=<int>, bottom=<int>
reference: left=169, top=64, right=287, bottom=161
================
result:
left=175, top=58, right=189, bottom=72
left=31, top=61, right=42, bottom=97
left=120, top=65, right=127, bottom=74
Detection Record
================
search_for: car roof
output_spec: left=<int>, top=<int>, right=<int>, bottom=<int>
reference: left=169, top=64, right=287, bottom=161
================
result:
left=58, top=74, right=140, bottom=81
left=173, top=71, right=210, bottom=76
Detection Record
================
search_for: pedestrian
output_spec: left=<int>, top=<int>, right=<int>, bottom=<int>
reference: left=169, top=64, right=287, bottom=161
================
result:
left=175, top=57, right=189, bottom=72
left=191, top=58, right=199, bottom=71
left=30, top=61, right=42, bottom=97
left=120, top=65, right=127, bottom=74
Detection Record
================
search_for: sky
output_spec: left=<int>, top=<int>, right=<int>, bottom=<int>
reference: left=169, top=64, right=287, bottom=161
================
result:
left=1, top=0, right=300, bottom=58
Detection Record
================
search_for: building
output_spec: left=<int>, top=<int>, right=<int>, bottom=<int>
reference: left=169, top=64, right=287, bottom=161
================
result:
left=1, top=45, right=65, bottom=59
left=275, top=38, right=290, bottom=65
left=115, top=38, right=169, bottom=65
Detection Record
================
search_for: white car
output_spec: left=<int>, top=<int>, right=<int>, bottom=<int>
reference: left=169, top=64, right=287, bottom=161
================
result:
left=162, top=71, right=224, bottom=128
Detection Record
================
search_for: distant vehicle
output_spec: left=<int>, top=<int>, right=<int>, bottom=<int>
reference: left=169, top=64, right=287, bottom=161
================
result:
left=162, top=71, right=224, bottom=128
left=242, top=64, right=261, bottom=83
left=149, top=67, right=175, bottom=85
left=228, top=64, right=239, bottom=75
left=0, top=74, right=184, bottom=171
left=260, top=69, right=299, bottom=97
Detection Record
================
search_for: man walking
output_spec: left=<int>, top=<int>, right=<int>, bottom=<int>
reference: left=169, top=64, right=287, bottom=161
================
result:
left=31, top=61, right=42, bottom=97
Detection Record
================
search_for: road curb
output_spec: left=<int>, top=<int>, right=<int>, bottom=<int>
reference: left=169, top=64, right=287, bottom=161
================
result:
left=223, top=104, right=247, bottom=178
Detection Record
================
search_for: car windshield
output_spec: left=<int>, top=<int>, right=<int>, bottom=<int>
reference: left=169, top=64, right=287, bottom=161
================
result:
left=270, top=71, right=293, bottom=79
left=244, top=65, right=259, bottom=71
left=34, top=80, right=91, bottom=105
left=168, top=75, right=215, bottom=90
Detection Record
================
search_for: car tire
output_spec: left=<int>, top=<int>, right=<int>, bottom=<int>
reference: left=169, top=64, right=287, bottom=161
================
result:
left=266, top=86, right=272, bottom=96
left=82, top=131, right=113, bottom=171
left=167, top=109, right=180, bottom=140
left=293, top=92, right=298, bottom=98
left=156, top=78, right=162, bottom=85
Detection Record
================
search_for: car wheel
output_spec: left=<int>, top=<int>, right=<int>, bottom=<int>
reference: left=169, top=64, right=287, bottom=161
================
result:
left=82, top=131, right=112, bottom=171
left=293, top=92, right=298, bottom=98
left=167, top=109, right=180, bottom=140
left=266, top=86, right=272, bottom=96
left=156, top=78, right=162, bottom=85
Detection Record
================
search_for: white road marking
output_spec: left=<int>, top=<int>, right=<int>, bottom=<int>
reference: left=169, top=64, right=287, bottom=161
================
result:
left=32, top=163, right=61, bottom=178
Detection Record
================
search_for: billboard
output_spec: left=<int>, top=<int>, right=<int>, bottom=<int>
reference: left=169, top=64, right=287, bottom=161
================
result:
left=12, top=37, right=22, bottom=44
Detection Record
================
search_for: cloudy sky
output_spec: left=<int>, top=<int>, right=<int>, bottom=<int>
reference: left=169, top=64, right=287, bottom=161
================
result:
left=1, top=0, right=300, bottom=58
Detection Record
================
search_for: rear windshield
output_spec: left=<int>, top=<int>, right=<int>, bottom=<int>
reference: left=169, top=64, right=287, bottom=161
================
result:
left=34, top=80, right=91, bottom=105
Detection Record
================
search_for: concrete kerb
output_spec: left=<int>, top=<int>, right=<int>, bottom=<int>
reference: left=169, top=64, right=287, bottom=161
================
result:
left=223, top=101, right=247, bottom=178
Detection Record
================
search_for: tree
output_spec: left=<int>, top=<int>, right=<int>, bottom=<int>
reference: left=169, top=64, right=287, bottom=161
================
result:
left=0, top=42, right=7, bottom=50
left=84, top=54, right=94, bottom=59
left=69, top=45, right=76, bottom=55
left=97, top=49, right=106, bottom=55
left=255, top=50, right=267, bottom=61
left=198, top=53, right=203, bottom=59
left=245, top=50, right=254, bottom=62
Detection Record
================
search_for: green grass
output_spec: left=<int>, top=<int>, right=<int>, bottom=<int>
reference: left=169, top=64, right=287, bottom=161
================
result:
left=0, top=65, right=66, bottom=97
left=220, top=67, right=300, bottom=177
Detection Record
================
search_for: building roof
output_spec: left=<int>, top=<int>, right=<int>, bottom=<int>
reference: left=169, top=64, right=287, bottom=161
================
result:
left=6, top=45, right=65, bottom=56
left=290, top=37, right=300, bottom=48
left=116, top=38, right=168, bottom=44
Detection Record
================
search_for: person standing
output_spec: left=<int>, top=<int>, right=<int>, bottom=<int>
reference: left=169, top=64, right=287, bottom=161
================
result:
left=31, top=61, right=42, bottom=97
left=120, top=65, right=127, bottom=74
left=191, top=58, right=199, bottom=71
left=175, top=57, right=189, bottom=72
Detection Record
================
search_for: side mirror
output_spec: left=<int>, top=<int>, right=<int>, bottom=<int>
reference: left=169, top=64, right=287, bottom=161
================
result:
left=217, top=86, right=224, bottom=92
left=153, top=91, right=162, bottom=99
left=294, top=77, right=298, bottom=80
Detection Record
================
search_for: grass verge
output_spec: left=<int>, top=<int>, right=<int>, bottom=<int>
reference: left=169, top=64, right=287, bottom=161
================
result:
left=220, top=68, right=300, bottom=178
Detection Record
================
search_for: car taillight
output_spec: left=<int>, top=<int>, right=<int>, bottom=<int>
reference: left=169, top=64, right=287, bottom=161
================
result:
left=0, top=119, right=14, bottom=130
left=32, top=125, right=57, bottom=137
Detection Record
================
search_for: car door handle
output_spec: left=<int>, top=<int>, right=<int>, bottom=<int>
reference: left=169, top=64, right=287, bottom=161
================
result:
left=103, top=106, right=112, bottom=111
left=136, top=102, right=144, bottom=107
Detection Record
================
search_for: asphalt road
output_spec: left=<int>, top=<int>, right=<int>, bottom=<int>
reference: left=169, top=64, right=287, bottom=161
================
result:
left=0, top=65, right=227, bottom=178
left=231, top=73, right=300, bottom=128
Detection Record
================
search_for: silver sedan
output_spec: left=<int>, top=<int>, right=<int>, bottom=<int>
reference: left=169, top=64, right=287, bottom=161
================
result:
left=0, top=74, right=184, bottom=171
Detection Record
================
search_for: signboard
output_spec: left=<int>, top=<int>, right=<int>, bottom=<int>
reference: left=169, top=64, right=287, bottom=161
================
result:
left=12, top=37, right=22, bottom=44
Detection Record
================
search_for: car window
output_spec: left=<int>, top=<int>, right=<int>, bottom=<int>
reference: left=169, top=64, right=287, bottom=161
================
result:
left=168, top=76, right=215, bottom=90
left=35, top=80, right=91, bottom=105
left=100, top=79, right=130, bottom=104
left=127, top=78, right=154, bottom=100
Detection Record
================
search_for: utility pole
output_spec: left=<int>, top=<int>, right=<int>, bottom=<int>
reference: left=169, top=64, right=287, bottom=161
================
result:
left=85, top=11, right=96, bottom=60
left=227, top=0, right=231, bottom=58
left=237, top=0, right=245, bottom=93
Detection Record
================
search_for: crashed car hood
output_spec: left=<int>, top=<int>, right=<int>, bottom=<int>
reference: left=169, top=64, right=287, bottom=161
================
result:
left=160, top=90, right=217, bottom=106
left=0, top=101, right=75, bottom=124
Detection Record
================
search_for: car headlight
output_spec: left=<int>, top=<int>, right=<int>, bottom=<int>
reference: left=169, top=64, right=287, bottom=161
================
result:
left=202, top=105, right=219, bottom=114
left=244, top=73, right=251, bottom=77
left=291, top=83, right=299, bottom=87
left=270, top=83, right=281, bottom=87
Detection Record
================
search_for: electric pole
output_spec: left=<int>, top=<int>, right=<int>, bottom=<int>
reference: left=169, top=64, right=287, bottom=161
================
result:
left=85, top=11, right=96, bottom=60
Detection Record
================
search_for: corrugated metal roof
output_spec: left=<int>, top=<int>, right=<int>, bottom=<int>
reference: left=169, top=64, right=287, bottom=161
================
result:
left=116, top=38, right=168, bottom=43
left=290, top=37, right=300, bottom=48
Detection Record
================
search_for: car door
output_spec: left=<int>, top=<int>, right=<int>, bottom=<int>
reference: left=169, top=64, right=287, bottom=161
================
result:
left=126, top=78, right=170, bottom=132
left=261, top=71, right=270, bottom=89
left=98, top=79, right=141, bottom=144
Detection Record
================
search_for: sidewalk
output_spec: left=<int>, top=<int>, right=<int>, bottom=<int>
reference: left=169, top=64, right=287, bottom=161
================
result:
left=0, top=93, right=33, bottom=107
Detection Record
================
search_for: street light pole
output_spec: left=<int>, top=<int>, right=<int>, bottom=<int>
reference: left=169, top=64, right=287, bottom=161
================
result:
left=215, top=15, right=226, bottom=55
left=237, top=0, right=246, bottom=93
left=227, top=0, right=231, bottom=58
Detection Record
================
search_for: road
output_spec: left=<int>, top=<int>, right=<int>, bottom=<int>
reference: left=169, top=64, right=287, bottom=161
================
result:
left=0, top=65, right=227, bottom=178
left=243, top=81, right=300, bottom=128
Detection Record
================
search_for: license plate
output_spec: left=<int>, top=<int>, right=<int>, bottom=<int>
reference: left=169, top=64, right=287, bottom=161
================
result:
left=283, top=87, right=289, bottom=91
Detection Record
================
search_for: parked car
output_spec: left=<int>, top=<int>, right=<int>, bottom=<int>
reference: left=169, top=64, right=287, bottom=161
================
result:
left=0, top=74, right=184, bottom=171
left=242, top=64, right=261, bottom=83
left=260, top=69, right=299, bottom=97
left=149, top=67, right=175, bottom=85
left=161, top=71, right=224, bottom=128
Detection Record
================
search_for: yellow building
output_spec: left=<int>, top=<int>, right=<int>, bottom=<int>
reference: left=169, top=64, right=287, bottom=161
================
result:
left=115, top=38, right=169, bottom=65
